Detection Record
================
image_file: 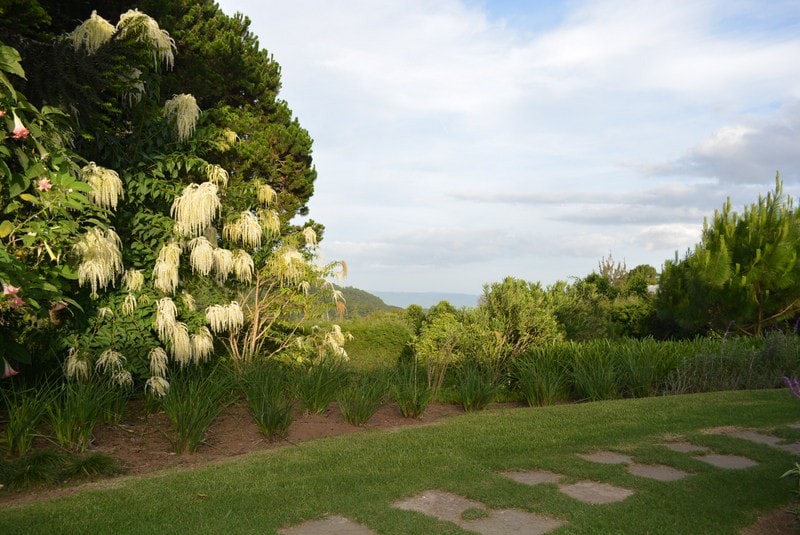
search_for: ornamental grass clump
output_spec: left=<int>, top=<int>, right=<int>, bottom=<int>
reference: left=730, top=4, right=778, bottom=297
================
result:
left=454, top=359, right=501, bottom=412
left=296, top=357, right=349, bottom=415
left=240, top=361, right=295, bottom=441
left=570, top=340, right=618, bottom=402
left=391, top=360, right=432, bottom=418
left=337, top=373, right=386, bottom=426
left=160, top=367, right=231, bottom=453
left=0, top=383, right=50, bottom=457
left=46, top=381, right=116, bottom=452
left=513, top=346, right=567, bottom=407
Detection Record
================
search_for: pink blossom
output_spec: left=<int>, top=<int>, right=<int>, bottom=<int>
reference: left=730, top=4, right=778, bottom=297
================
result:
left=11, top=112, right=28, bottom=140
left=37, top=177, right=52, bottom=192
left=0, top=110, right=5, bottom=117
left=2, top=358, right=19, bottom=379
left=8, top=295, right=24, bottom=308
left=2, top=283, right=20, bottom=296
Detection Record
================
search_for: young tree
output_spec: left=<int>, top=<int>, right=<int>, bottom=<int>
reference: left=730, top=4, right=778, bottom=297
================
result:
left=658, top=176, right=800, bottom=336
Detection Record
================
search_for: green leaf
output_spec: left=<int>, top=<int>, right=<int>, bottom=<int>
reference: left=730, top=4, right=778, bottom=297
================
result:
left=19, top=193, right=38, bottom=203
left=0, top=220, right=13, bottom=238
left=0, top=45, right=26, bottom=79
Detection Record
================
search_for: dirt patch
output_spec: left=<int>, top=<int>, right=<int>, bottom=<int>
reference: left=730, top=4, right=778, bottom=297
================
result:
left=0, top=400, right=464, bottom=507
left=741, top=507, right=798, bottom=535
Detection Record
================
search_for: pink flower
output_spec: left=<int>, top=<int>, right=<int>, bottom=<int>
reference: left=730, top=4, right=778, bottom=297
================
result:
left=0, top=110, right=6, bottom=117
left=37, top=178, right=52, bottom=192
left=11, top=112, right=28, bottom=140
left=8, top=295, right=24, bottom=308
left=2, top=358, right=19, bottom=379
left=2, top=283, right=20, bottom=296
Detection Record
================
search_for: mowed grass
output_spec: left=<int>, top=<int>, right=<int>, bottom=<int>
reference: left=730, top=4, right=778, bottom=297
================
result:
left=1, top=389, right=798, bottom=534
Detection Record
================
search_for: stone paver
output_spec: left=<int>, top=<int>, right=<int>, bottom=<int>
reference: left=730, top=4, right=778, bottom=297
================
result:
left=661, top=442, right=711, bottom=454
left=278, top=515, right=376, bottom=535
left=392, top=490, right=486, bottom=524
left=626, top=463, right=690, bottom=481
left=694, top=454, right=758, bottom=469
left=499, top=469, right=564, bottom=486
left=725, top=429, right=800, bottom=454
left=558, top=481, right=634, bottom=504
left=577, top=451, right=633, bottom=465
left=462, top=509, right=567, bottom=535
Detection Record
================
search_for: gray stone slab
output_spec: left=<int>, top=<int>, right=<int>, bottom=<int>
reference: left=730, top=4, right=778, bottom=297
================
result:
left=461, top=508, right=567, bottom=535
left=661, top=442, right=711, bottom=454
left=726, top=430, right=800, bottom=454
left=278, top=515, right=376, bottom=535
left=694, top=454, right=758, bottom=469
left=559, top=481, right=634, bottom=504
left=499, top=469, right=564, bottom=486
left=577, top=451, right=633, bottom=465
left=627, top=463, right=691, bottom=481
left=392, top=490, right=486, bottom=524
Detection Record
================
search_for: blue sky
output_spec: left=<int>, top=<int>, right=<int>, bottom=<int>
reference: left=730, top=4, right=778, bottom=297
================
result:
left=216, top=0, right=800, bottom=294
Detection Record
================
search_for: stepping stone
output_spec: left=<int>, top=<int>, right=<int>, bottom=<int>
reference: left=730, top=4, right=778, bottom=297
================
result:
left=392, top=490, right=486, bottom=524
left=559, top=481, right=634, bottom=504
left=499, top=469, right=564, bottom=486
left=694, top=454, right=758, bottom=469
left=627, top=463, right=690, bottom=482
left=461, top=508, right=567, bottom=535
left=661, top=442, right=711, bottom=454
left=278, top=515, right=376, bottom=535
left=726, top=430, right=800, bottom=454
left=577, top=451, right=633, bottom=464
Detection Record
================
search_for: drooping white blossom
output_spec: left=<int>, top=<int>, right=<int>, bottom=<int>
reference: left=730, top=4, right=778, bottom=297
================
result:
left=74, top=227, right=123, bottom=297
left=70, top=10, right=115, bottom=54
left=171, top=182, right=220, bottom=238
left=164, top=93, right=200, bottom=142
left=82, top=162, right=123, bottom=209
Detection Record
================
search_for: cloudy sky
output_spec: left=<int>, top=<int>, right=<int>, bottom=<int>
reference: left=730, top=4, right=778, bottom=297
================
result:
left=217, top=0, right=800, bottom=295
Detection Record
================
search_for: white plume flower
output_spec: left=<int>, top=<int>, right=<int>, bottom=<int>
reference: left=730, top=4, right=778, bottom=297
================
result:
left=180, top=291, right=196, bottom=311
left=146, top=376, right=170, bottom=397
left=164, top=93, right=200, bottom=142
left=112, top=369, right=134, bottom=389
left=170, top=322, right=192, bottom=366
left=257, top=183, right=277, bottom=206
left=205, top=302, right=244, bottom=333
left=82, top=162, right=123, bottom=210
left=223, top=211, right=262, bottom=249
left=191, top=327, right=214, bottom=364
left=65, top=348, right=90, bottom=381
left=213, top=247, right=233, bottom=282
left=268, top=247, right=306, bottom=286
left=232, top=249, right=254, bottom=283
left=95, top=349, right=124, bottom=373
left=117, top=9, right=176, bottom=69
left=122, top=269, right=144, bottom=292
left=259, top=209, right=281, bottom=238
left=172, top=182, right=220, bottom=238
left=206, top=164, right=228, bottom=188
left=149, top=347, right=169, bottom=378
left=155, top=297, right=177, bottom=341
left=74, top=227, right=123, bottom=297
left=188, top=236, right=214, bottom=276
left=70, top=10, right=115, bottom=54
left=153, top=242, right=181, bottom=294
left=302, top=227, right=318, bottom=249
left=122, top=292, right=137, bottom=315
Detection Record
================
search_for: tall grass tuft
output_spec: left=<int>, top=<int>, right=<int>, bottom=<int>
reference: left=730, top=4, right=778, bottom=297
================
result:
left=454, top=360, right=501, bottom=412
left=391, top=360, right=432, bottom=418
left=337, top=372, right=386, bottom=426
left=1, top=381, right=50, bottom=457
left=513, top=345, right=567, bottom=406
left=571, top=340, right=618, bottom=401
left=240, top=360, right=295, bottom=441
left=47, top=381, right=114, bottom=452
left=295, top=357, right=349, bottom=414
left=160, top=367, right=231, bottom=453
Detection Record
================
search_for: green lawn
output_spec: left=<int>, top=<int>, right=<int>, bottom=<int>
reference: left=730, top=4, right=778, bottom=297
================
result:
left=1, top=389, right=798, bottom=534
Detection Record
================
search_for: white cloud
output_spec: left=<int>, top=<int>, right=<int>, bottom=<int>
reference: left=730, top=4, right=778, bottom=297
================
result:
left=217, top=0, right=800, bottom=292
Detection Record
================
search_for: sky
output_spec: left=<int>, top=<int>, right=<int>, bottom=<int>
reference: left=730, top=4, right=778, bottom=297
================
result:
left=216, top=0, right=800, bottom=295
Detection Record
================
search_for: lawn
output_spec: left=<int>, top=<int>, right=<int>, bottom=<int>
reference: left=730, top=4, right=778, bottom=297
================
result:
left=1, top=389, right=798, bottom=534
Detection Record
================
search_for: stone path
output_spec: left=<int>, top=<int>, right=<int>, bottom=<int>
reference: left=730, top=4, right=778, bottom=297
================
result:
left=277, top=424, right=790, bottom=534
